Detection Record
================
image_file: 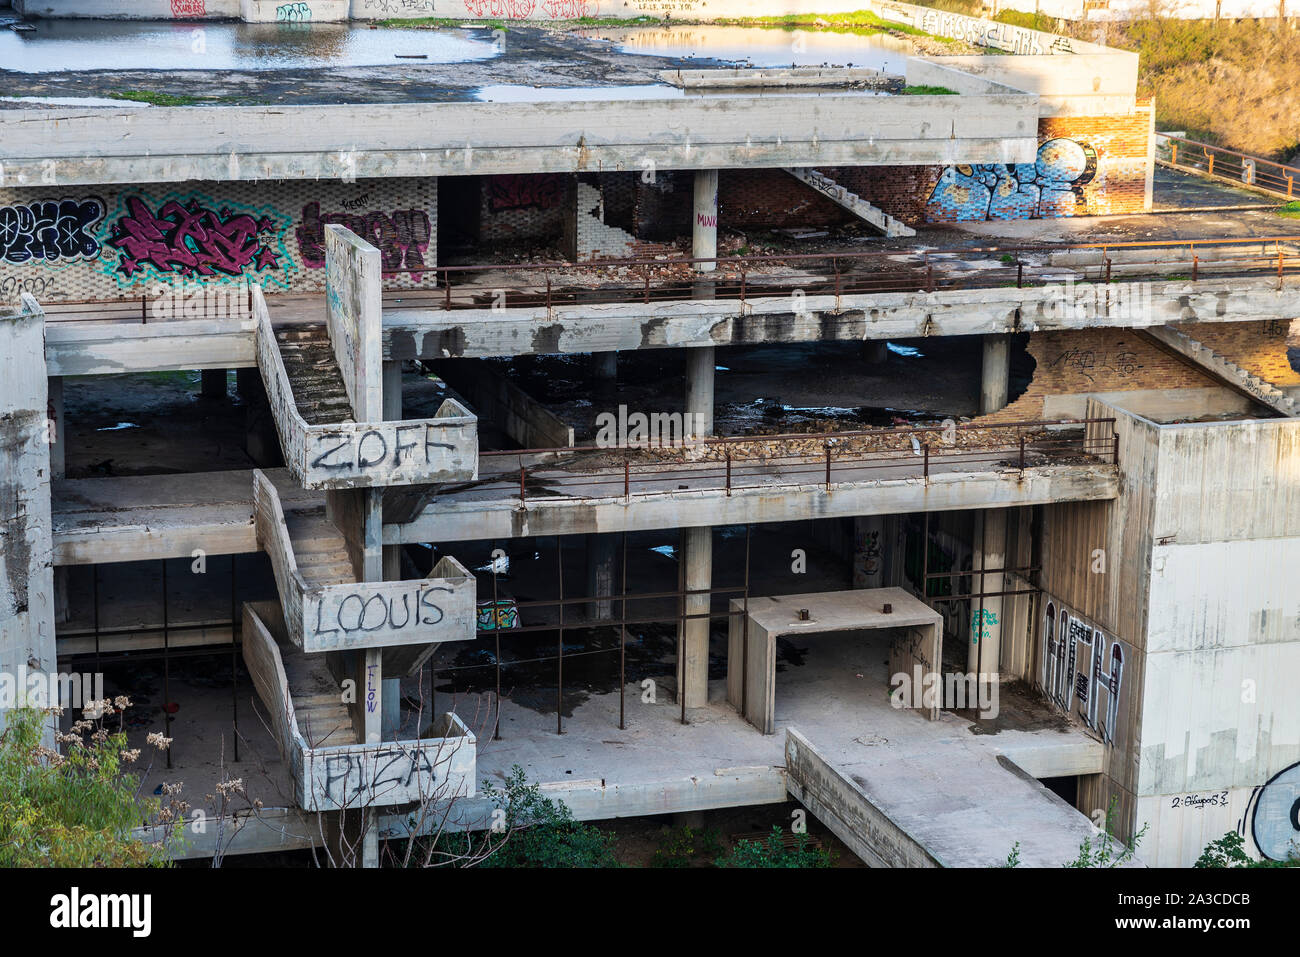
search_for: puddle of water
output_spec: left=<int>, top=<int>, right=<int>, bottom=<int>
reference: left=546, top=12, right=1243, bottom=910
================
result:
left=96, top=421, right=140, bottom=432
left=582, top=24, right=914, bottom=73
left=0, top=95, right=149, bottom=107
left=887, top=343, right=925, bottom=358
left=1, top=21, right=498, bottom=73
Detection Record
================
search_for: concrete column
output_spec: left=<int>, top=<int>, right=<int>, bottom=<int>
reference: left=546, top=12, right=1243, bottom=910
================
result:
left=1, top=297, right=56, bottom=748
left=969, top=510, right=1007, bottom=682
left=676, top=526, right=712, bottom=709
left=685, top=347, right=715, bottom=439
left=585, top=533, right=616, bottom=622
left=980, top=334, right=1011, bottom=415
left=236, top=366, right=260, bottom=402
left=380, top=360, right=404, bottom=741
left=201, top=369, right=227, bottom=400
left=692, top=169, right=719, bottom=272
left=47, top=376, right=71, bottom=626
left=852, top=515, right=885, bottom=589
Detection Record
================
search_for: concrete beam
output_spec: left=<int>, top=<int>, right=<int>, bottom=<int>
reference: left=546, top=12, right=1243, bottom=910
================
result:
left=0, top=97, right=1039, bottom=187
left=388, top=465, right=1119, bottom=545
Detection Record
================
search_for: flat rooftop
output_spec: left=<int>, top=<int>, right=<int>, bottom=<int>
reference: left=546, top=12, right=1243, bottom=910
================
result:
left=0, top=19, right=944, bottom=107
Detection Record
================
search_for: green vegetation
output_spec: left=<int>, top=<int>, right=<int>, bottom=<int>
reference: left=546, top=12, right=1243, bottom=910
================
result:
left=0, top=705, right=183, bottom=867
left=1195, top=830, right=1299, bottom=868
left=420, top=765, right=618, bottom=868
left=651, top=824, right=724, bottom=867
left=107, top=90, right=207, bottom=107
left=714, top=825, right=836, bottom=868
left=1277, top=201, right=1300, bottom=219
left=904, top=84, right=959, bottom=95
left=1064, top=798, right=1147, bottom=868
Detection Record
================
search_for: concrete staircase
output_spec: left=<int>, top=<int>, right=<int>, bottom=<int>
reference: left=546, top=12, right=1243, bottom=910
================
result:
left=1141, top=325, right=1299, bottom=417
left=275, top=325, right=355, bottom=426
left=784, top=167, right=916, bottom=238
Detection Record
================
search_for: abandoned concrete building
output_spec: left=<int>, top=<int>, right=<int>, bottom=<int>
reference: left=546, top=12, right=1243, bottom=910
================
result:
left=1, top=0, right=1298, bottom=869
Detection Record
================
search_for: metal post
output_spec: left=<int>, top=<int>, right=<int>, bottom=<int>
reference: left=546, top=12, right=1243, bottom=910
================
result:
left=740, top=524, right=751, bottom=719
left=619, top=530, right=628, bottom=731
left=231, top=554, right=239, bottom=762
left=825, top=443, right=832, bottom=489
left=162, top=560, right=172, bottom=770
left=520, top=466, right=527, bottom=505
left=556, top=535, right=564, bottom=736
left=725, top=450, right=732, bottom=495
left=493, top=556, right=502, bottom=741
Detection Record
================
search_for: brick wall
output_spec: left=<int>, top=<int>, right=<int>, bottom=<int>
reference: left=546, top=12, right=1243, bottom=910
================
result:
left=479, top=173, right=572, bottom=249
left=0, top=177, right=437, bottom=303
left=923, top=107, right=1153, bottom=224
left=976, top=328, right=1221, bottom=423
left=823, top=165, right=943, bottom=227
left=1189, top=320, right=1300, bottom=387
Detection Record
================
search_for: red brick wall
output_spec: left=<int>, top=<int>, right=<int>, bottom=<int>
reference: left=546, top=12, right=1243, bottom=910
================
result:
left=1190, top=320, right=1300, bottom=387
left=976, top=328, right=1220, bottom=423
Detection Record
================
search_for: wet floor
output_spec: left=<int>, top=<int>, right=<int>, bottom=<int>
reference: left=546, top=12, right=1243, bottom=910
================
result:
left=0, top=20, right=498, bottom=73
left=580, top=24, right=914, bottom=72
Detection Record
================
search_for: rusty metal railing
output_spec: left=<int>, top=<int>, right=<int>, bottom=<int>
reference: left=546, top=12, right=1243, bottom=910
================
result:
left=1158, top=134, right=1300, bottom=201
left=476, top=417, right=1119, bottom=506
left=36, top=235, right=1300, bottom=324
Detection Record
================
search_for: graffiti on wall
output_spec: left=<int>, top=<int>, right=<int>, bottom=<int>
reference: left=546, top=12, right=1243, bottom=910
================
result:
left=360, top=0, right=438, bottom=12
left=276, top=2, right=312, bottom=21
left=296, top=202, right=432, bottom=280
left=476, top=600, right=520, bottom=631
left=1245, top=762, right=1300, bottom=862
left=485, top=174, right=567, bottom=212
left=1046, top=346, right=1142, bottom=384
left=1041, top=598, right=1125, bottom=745
left=926, top=138, right=1097, bottom=222
left=106, top=197, right=283, bottom=282
left=170, top=0, right=207, bottom=16
left=0, top=199, right=105, bottom=265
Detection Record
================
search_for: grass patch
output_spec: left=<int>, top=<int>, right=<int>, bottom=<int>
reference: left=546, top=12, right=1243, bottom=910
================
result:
left=377, top=17, right=507, bottom=29
left=904, top=84, right=958, bottom=95
left=107, top=90, right=206, bottom=107
left=708, top=10, right=957, bottom=42
left=1277, top=201, right=1300, bottom=219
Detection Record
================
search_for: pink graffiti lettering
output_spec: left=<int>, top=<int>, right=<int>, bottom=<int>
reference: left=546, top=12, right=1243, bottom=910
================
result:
left=296, top=202, right=432, bottom=280
left=108, top=197, right=278, bottom=280
left=540, top=0, right=592, bottom=16
left=170, top=0, right=207, bottom=16
left=464, top=0, right=537, bottom=19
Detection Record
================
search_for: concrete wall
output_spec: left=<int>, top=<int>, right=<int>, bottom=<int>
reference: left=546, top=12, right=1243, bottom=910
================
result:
left=0, top=296, right=56, bottom=746
left=15, top=0, right=239, bottom=18
left=1041, top=401, right=1300, bottom=866
left=0, top=177, right=436, bottom=305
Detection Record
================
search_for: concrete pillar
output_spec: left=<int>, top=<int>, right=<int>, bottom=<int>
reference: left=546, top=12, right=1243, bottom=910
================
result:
left=380, top=360, right=404, bottom=741
left=585, top=534, right=617, bottom=622
left=47, top=376, right=71, bottom=626
left=692, top=169, right=719, bottom=272
left=236, top=366, right=260, bottom=402
left=676, top=526, right=712, bottom=709
left=1, top=297, right=56, bottom=748
left=852, top=515, right=885, bottom=589
left=201, top=369, right=227, bottom=400
left=685, top=347, right=715, bottom=439
left=969, top=510, right=1007, bottom=682
left=980, top=334, right=1011, bottom=415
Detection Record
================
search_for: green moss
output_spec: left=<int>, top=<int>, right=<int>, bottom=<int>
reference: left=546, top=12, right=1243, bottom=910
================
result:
left=904, top=84, right=959, bottom=95
left=107, top=90, right=206, bottom=107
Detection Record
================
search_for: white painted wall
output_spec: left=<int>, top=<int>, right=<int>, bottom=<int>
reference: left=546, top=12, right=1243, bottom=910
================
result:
left=1133, top=418, right=1300, bottom=866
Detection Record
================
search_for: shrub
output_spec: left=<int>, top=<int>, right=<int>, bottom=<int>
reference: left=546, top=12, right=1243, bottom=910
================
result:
left=715, top=825, right=835, bottom=868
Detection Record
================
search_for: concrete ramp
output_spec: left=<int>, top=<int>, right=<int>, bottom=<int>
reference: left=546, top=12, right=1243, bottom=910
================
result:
left=785, top=727, right=1138, bottom=868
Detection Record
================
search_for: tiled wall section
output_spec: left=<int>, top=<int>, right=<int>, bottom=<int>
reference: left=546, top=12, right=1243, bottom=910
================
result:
left=0, top=178, right=436, bottom=304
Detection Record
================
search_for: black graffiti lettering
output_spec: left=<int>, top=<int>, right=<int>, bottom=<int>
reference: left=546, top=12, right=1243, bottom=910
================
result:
left=310, top=432, right=352, bottom=470
left=337, top=593, right=367, bottom=632
left=393, top=424, right=421, bottom=466
left=388, top=593, right=412, bottom=630
left=356, top=429, right=388, bottom=469
left=313, top=599, right=340, bottom=638
left=0, top=198, right=105, bottom=264
left=361, top=594, right=388, bottom=632
left=419, top=585, right=450, bottom=626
